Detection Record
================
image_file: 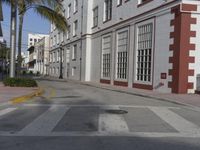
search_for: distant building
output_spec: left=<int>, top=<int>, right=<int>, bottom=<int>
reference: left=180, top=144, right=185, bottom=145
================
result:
left=27, top=33, right=49, bottom=73
left=21, top=52, right=29, bottom=71
left=28, top=33, right=48, bottom=48
left=27, top=46, right=36, bottom=73
left=35, top=35, right=50, bottom=75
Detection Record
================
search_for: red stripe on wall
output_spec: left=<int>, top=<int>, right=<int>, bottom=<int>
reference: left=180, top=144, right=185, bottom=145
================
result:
left=168, top=4, right=197, bottom=93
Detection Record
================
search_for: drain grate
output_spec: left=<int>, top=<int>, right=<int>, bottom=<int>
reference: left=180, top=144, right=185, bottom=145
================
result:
left=105, top=109, right=128, bottom=114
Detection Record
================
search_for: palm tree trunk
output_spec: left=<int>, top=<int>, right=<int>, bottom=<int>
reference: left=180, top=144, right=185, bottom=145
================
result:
left=17, top=13, right=24, bottom=77
left=9, top=0, right=17, bottom=78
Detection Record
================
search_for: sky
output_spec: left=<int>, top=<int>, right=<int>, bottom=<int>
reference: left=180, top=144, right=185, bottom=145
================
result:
left=1, top=3, right=50, bottom=53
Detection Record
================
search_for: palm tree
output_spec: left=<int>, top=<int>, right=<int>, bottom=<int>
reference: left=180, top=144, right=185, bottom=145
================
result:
left=2, top=0, right=67, bottom=76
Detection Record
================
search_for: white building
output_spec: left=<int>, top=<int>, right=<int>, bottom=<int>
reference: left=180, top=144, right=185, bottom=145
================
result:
left=27, top=33, right=49, bottom=73
left=35, top=35, right=50, bottom=75
left=49, top=0, right=200, bottom=94
left=28, top=33, right=49, bottom=48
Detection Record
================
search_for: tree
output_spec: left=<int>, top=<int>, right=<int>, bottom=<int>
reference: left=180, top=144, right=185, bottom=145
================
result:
left=2, top=0, right=68, bottom=76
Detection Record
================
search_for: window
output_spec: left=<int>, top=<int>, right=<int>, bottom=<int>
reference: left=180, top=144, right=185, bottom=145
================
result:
left=66, top=47, right=70, bottom=63
left=136, top=23, right=153, bottom=83
left=60, top=32, right=64, bottom=42
left=57, top=33, right=60, bottom=44
left=30, top=38, right=33, bottom=41
left=67, top=25, right=71, bottom=40
left=116, top=30, right=128, bottom=80
left=57, top=50, right=60, bottom=62
left=104, top=0, right=112, bottom=22
left=117, top=0, right=122, bottom=6
left=73, top=20, right=78, bottom=36
left=50, top=38, right=53, bottom=47
left=34, top=39, right=37, bottom=43
left=72, top=44, right=77, bottom=60
left=67, top=4, right=71, bottom=18
left=72, top=67, right=76, bottom=76
left=57, top=67, right=59, bottom=75
left=53, top=52, right=55, bottom=62
left=53, top=35, right=56, bottom=46
left=74, top=0, right=78, bottom=13
left=138, top=0, right=152, bottom=5
left=62, top=9, right=66, bottom=17
left=93, top=7, right=98, bottom=27
left=101, top=35, right=111, bottom=78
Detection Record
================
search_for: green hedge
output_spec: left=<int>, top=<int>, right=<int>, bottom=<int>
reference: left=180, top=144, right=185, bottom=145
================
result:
left=3, top=78, right=38, bottom=87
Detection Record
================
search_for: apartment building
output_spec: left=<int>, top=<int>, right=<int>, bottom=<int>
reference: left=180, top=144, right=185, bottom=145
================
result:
left=28, top=33, right=48, bottom=48
left=27, top=33, right=49, bottom=73
left=27, top=46, right=36, bottom=73
left=49, top=0, right=200, bottom=94
left=35, top=35, right=50, bottom=75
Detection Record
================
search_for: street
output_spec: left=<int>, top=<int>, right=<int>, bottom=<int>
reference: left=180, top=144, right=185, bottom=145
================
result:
left=0, top=80, right=200, bottom=150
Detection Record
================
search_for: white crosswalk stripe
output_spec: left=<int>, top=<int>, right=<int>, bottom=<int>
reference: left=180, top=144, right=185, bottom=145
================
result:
left=18, top=105, right=70, bottom=136
left=0, top=108, right=17, bottom=117
left=149, top=107, right=200, bottom=134
left=99, top=106, right=129, bottom=133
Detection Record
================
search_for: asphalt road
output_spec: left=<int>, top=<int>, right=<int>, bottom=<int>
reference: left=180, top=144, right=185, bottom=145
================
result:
left=0, top=80, right=200, bottom=150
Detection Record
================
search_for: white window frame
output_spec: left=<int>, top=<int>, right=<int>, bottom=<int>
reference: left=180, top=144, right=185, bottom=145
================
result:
left=104, top=0, right=112, bottom=22
left=57, top=50, right=60, bottom=62
left=66, top=46, right=70, bottom=63
left=72, top=67, right=76, bottom=76
left=67, top=4, right=71, bottom=18
left=67, top=25, right=71, bottom=40
left=72, top=44, right=77, bottom=60
left=74, top=0, right=78, bottom=13
left=101, top=34, right=112, bottom=79
left=93, top=6, right=98, bottom=27
left=115, top=27, right=129, bottom=81
left=134, top=19, right=154, bottom=85
left=117, top=0, right=122, bottom=6
left=57, top=32, right=60, bottom=45
left=73, top=20, right=78, bottom=36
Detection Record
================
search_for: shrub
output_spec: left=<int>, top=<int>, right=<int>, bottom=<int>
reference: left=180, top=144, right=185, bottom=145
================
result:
left=22, top=70, right=27, bottom=75
left=29, top=71, right=33, bottom=75
left=36, top=71, right=40, bottom=76
left=3, top=78, right=38, bottom=87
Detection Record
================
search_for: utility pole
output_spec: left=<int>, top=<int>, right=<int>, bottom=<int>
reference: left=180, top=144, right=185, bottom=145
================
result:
left=10, top=0, right=17, bottom=78
left=59, top=44, right=63, bottom=79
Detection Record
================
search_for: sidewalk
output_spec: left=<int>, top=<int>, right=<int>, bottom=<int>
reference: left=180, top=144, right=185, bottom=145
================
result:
left=0, top=82, right=39, bottom=104
left=40, top=77, right=200, bottom=109
left=84, top=82, right=200, bottom=108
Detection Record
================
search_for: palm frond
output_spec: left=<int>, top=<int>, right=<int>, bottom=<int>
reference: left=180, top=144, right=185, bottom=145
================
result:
left=34, top=5, right=68, bottom=32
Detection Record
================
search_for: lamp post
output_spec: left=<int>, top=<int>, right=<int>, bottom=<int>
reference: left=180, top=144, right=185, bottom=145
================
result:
left=59, top=44, right=63, bottom=79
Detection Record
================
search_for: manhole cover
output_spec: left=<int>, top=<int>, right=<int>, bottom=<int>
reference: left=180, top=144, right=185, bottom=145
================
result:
left=105, top=109, right=128, bottom=114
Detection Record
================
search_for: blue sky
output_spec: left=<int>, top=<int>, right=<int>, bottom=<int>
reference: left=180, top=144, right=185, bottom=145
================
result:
left=2, top=3, right=50, bottom=52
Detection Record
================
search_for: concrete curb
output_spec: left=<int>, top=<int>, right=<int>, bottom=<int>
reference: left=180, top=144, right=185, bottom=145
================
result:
left=81, top=83, right=200, bottom=111
left=11, top=87, right=44, bottom=104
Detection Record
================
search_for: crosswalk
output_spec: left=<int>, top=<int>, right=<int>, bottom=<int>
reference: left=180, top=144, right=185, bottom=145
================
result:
left=0, top=104, right=200, bottom=138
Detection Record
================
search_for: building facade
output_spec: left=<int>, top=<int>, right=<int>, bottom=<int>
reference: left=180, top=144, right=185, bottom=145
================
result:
left=27, top=46, right=36, bottom=73
left=49, top=0, right=200, bottom=94
left=35, top=35, right=50, bottom=75
left=27, top=34, right=49, bottom=73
